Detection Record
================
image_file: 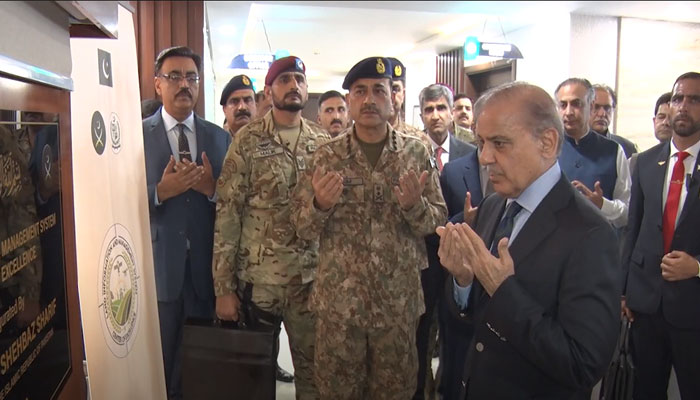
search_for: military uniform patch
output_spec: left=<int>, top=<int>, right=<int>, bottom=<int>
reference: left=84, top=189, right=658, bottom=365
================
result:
left=306, top=144, right=317, bottom=153
left=373, top=183, right=384, bottom=203
left=296, top=155, right=306, bottom=170
left=343, top=177, right=363, bottom=186
left=252, top=146, right=284, bottom=159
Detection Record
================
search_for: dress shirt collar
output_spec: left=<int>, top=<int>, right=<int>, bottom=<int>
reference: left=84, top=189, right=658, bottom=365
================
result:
left=427, top=133, right=450, bottom=153
left=669, top=137, right=700, bottom=161
left=161, top=107, right=195, bottom=133
left=508, top=162, right=561, bottom=214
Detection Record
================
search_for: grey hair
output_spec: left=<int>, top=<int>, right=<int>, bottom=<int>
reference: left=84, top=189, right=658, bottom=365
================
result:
left=555, top=77, right=595, bottom=105
left=474, top=81, right=565, bottom=155
left=419, top=84, right=454, bottom=110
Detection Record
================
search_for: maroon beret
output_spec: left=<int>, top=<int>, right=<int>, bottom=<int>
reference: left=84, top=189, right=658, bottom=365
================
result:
left=265, top=56, right=306, bottom=86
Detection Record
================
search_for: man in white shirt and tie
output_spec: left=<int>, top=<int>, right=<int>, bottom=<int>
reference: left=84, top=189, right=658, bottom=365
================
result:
left=415, top=83, right=474, bottom=399
left=622, top=71, right=700, bottom=400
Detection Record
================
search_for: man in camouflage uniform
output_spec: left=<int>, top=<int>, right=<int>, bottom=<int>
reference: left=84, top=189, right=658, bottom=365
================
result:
left=213, top=56, right=329, bottom=399
left=220, top=74, right=257, bottom=136
left=291, top=57, right=447, bottom=400
left=452, top=93, right=476, bottom=145
left=387, top=57, right=429, bottom=141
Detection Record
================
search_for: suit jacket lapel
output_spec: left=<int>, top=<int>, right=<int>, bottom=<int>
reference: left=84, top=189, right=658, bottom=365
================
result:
left=194, top=115, right=206, bottom=164
left=678, top=153, right=700, bottom=224
left=651, top=142, right=671, bottom=226
left=149, top=114, right=173, bottom=160
left=463, top=151, right=483, bottom=203
left=507, top=176, right=569, bottom=267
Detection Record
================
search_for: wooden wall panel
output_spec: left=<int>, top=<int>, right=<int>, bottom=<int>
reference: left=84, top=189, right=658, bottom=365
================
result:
left=134, top=1, right=204, bottom=116
left=436, top=47, right=465, bottom=96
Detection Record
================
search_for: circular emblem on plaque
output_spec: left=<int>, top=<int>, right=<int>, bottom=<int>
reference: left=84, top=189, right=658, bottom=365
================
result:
left=91, top=111, right=106, bottom=155
left=110, top=112, right=122, bottom=154
left=98, top=224, right=140, bottom=358
left=41, top=144, right=53, bottom=183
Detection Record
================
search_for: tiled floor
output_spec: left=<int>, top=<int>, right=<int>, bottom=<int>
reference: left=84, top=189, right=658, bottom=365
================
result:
left=276, top=324, right=681, bottom=400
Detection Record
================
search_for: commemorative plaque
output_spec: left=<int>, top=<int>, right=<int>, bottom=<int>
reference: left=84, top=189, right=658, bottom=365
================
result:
left=0, top=110, right=71, bottom=400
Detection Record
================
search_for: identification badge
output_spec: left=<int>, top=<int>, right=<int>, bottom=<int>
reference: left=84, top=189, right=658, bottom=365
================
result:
left=343, top=177, right=363, bottom=186
left=252, top=146, right=284, bottom=159
left=373, top=183, right=385, bottom=203
left=296, top=155, right=306, bottom=170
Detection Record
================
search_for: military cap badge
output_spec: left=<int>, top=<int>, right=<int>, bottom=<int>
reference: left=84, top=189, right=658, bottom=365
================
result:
left=242, top=75, right=250, bottom=86
left=376, top=58, right=386, bottom=74
left=394, top=65, right=402, bottom=77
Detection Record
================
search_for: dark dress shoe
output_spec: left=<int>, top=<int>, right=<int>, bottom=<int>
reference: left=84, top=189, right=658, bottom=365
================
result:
left=276, top=365, right=294, bottom=382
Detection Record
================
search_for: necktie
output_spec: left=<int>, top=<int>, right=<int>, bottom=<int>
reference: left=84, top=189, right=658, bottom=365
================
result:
left=490, top=201, right=523, bottom=256
left=177, top=123, right=192, bottom=162
left=662, top=151, right=689, bottom=253
left=435, top=147, right=445, bottom=172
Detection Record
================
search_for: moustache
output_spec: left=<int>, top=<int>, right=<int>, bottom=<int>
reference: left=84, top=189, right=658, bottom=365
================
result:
left=360, top=105, right=380, bottom=114
left=176, top=89, right=192, bottom=98
left=235, top=110, right=251, bottom=119
left=285, top=91, right=301, bottom=99
left=330, top=119, right=343, bottom=126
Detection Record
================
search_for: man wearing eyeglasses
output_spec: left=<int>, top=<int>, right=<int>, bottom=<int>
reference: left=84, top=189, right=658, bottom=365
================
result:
left=590, top=84, right=638, bottom=158
left=143, top=46, right=231, bottom=400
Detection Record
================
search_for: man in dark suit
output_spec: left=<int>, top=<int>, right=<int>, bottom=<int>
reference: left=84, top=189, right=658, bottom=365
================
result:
left=143, top=46, right=231, bottom=400
left=591, top=84, right=638, bottom=158
left=622, top=72, right=700, bottom=400
left=438, top=82, right=620, bottom=399
left=415, top=83, right=473, bottom=400
left=435, top=148, right=485, bottom=400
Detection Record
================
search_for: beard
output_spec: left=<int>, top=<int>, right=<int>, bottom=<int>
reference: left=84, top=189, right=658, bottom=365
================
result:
left=273, top=92, right=306, bottom=112
left=672, top=114, right=700, bottom=137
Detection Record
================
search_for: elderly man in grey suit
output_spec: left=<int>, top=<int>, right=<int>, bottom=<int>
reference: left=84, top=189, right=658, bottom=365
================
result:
left=142, top=46, right=230, bottom=400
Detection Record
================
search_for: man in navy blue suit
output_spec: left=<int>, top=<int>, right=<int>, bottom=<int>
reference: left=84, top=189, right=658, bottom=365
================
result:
left=142, top=46, right=231, bottom=400
left=622, top=72, right=700, bottom=400
left=415, top=83, right=474, bottom=400
left=435, top=148, right=487, bottom=400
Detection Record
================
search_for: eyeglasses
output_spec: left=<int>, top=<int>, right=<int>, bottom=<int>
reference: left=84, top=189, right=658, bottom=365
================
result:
left=159, top=73, right=200, bottom=85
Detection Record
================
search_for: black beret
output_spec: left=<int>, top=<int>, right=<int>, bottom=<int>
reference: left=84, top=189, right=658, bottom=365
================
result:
left=342, top=57, right=393, bottom=90
left=220, top=74, right=255, bottom=105
left=265, top=56, right=306, bottom=86
left=388, top=57, right=406, bottom=81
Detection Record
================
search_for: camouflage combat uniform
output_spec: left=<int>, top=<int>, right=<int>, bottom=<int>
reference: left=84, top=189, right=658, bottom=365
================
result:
left=291, top=124, right=447, bottom=400
left=395, top=119, right=433, bottom=151
left=452, top=121, right=476, bottom=145
left=212, top=111, right=329, bottom=399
